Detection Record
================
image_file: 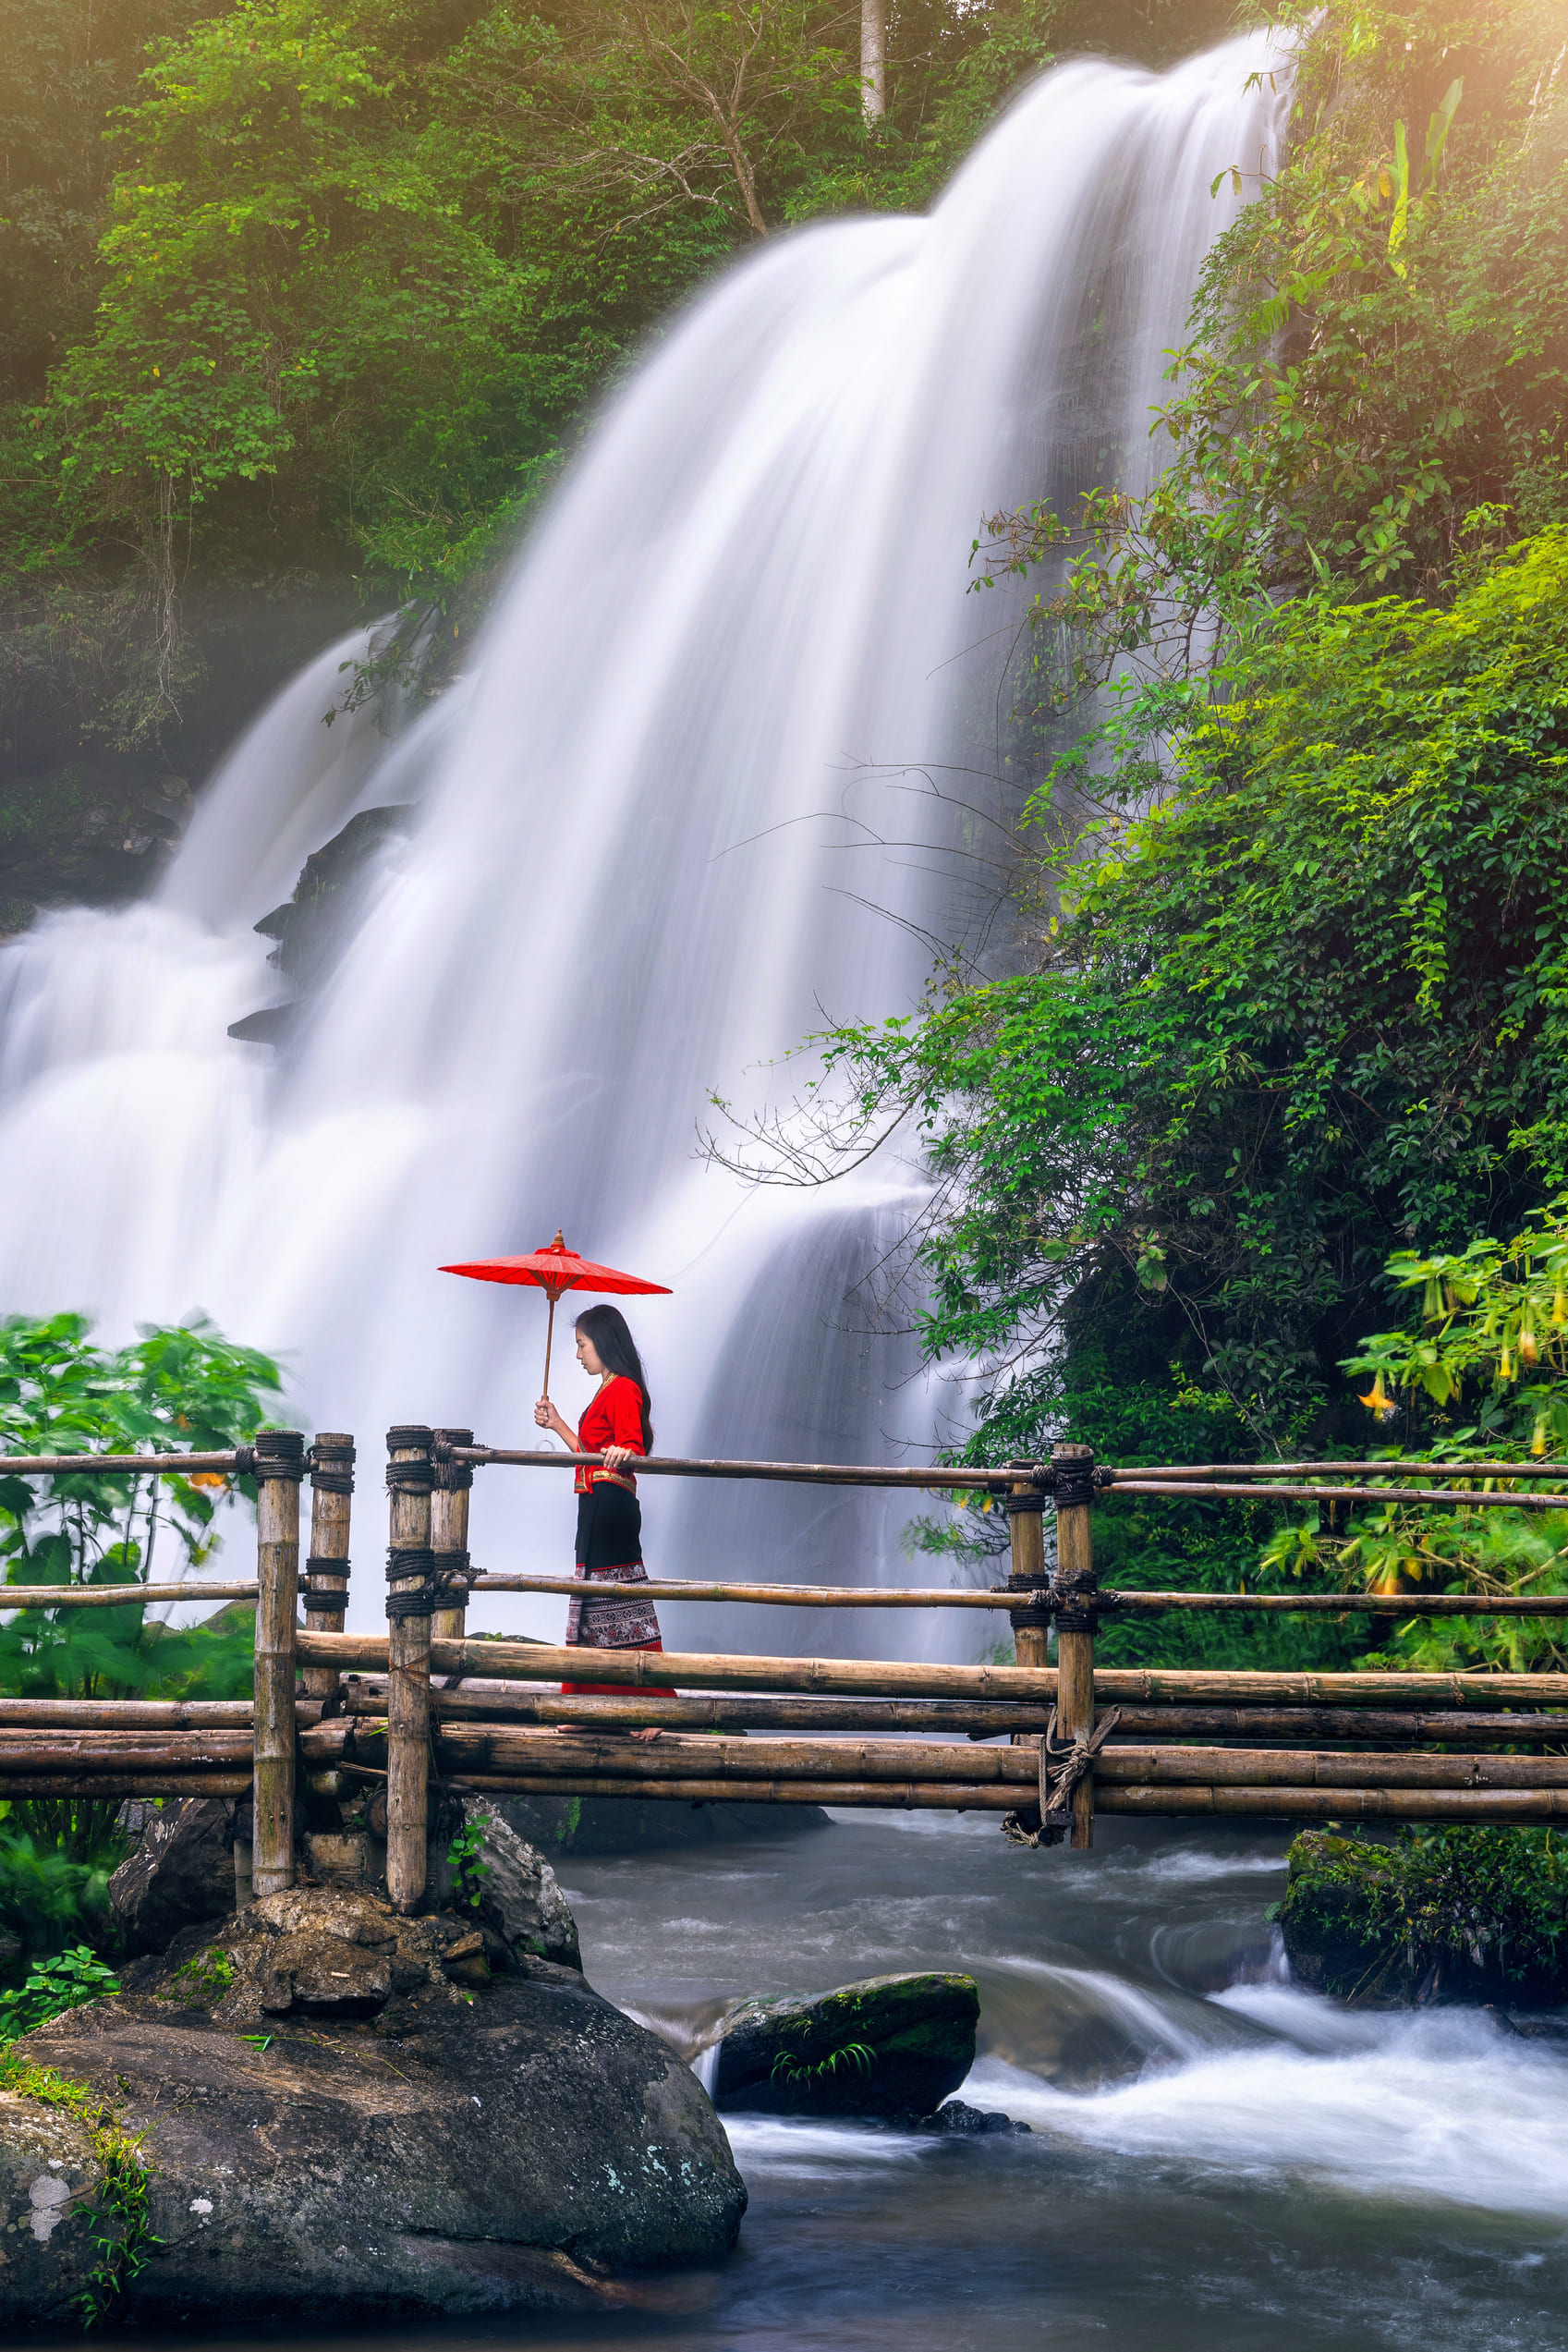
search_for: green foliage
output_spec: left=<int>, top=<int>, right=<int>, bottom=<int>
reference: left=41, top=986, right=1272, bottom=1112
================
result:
left=0, top=2047, right=158, bottom=2323
left=0, top=1945, right=122, bottom=2042
left=1277, top=1824, right=1568, bottom=2003
left=0, top=0, right=213, bottom=407
left=1346, top=1192, right=1568, bottom=1443
left=0, top=1833, right=113, bottom=1957
left=771, top=2037, right=874, bottom=2083
left=446, top=1818, right=492, bottom=1910
left=0, top=1312, right=281, bottom=1864
left=1256, top=1197, right=1568, bottom=1676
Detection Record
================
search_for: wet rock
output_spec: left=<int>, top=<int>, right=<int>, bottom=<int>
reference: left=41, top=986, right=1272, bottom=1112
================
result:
left=713, top=1971, right=978, bottom=2120
left=230, top=805, right=415, bottom=1045
left=455, top=1800, right=581, bottom=1970
left=914, top=2099, right=1030, bottom=2137
left=3, top=1883, right=745, bottom=2322
left=108, top=1798, right=235, bottom=1956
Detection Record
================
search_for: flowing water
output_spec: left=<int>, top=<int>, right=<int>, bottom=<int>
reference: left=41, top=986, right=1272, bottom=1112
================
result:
left=148, top=1816, right=1568, bottom=2351
left=0, top=35, right=1283, bottom=1645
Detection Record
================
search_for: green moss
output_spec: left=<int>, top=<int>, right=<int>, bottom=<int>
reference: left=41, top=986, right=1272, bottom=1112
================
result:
left=0, top=2047, right=157, bottom=2324
left=171, top=1945, right=234, bottom=2004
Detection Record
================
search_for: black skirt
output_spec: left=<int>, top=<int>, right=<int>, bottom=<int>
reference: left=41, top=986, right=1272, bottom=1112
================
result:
left=575, top=1482, right=643, bottom=1571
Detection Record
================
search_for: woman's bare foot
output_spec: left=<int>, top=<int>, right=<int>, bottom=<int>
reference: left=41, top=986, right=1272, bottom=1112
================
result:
left=630, top=1726, right=662, bottom=1743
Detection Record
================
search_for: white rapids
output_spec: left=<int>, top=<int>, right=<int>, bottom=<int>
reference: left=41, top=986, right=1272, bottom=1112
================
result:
left=0, top=36, right=1285, bottom=1639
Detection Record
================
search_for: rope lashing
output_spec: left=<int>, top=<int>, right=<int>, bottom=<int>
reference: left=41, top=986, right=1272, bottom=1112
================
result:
left=1001, top=1706, right=1122, bottom=1848
left=1051, top=1460, right=1098, bottom=1512
left=1004, top=1458, right=1051, bottom=1515
left=385, top=1428, right=434, bottom=1492
left=308, top=1436, right=356, bottom=1495
left=1051, top=1569, right=1100, bottom=1636
left=385, top=1544, right=438, bottom=1620
left=432, top=1548, right=473, bottom=1594
left=301, top=1553, right=350, bottom=1610
left=1006, top=1581, right=1052, bottom=1634
left=236, top=1429, right=307, bottom=1482
left=432, top=1429, right=476, bottom=1493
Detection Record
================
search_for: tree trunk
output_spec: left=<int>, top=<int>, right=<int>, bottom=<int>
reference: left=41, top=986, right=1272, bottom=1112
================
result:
left=861, top=0, right=885, bottom=121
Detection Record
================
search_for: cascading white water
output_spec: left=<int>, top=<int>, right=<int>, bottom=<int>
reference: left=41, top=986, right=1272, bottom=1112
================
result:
left=0, top=36, right=1284, bottom=1641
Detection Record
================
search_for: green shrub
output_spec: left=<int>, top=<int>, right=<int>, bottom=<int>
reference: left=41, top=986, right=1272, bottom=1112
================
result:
left=1277, top=1825, right=1568, bottom=2003
left=0, top=1830, right=113, bottom=1957
left=0, top=1945, right=121, bottom=2042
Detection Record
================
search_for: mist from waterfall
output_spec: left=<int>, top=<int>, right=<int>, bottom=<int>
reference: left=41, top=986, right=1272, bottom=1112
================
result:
left=0, top=36, right=1284, bottom=1651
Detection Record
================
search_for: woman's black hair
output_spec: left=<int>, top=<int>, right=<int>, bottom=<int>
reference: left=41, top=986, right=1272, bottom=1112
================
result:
left=574, top=1304, right=653, bottom=1449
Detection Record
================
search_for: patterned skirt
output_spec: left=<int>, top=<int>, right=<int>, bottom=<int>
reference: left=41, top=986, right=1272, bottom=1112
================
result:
left=565, top=1483, right=661, bottom=1651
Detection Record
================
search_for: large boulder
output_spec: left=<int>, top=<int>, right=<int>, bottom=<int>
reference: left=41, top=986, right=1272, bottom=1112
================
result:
left=712, top=1971, right=978, bottom=2119
left=0, top=1883, right=745, bottom=2324
left=107, top=1798, right=235, bottom=1956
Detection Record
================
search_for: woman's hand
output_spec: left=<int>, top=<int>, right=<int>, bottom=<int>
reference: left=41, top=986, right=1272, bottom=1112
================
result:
left=602, top=1444, right=635, bottom=1468
left=535, top=1398, right=576, bottom=1446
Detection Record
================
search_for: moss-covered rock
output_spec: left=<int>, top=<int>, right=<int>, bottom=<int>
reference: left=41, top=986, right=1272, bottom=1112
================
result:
left=712, top=1971, right=978, bottom=2118
left=1278, top=1826, right=1568, bottom=2005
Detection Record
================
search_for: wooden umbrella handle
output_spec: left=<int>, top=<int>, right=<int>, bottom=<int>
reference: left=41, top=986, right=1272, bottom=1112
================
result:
left=542, top=1293, right=557, bottom=1401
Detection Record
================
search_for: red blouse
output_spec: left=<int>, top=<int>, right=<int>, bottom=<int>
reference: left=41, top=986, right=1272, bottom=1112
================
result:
left=576, top=1375, right=647, bottom=1494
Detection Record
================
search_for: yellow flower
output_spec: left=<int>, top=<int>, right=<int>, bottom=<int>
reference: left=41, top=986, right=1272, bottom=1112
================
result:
left=1532, top=1414, right=1549, bottom=1458
left=1358, top=1371, right=1389, bottom=1412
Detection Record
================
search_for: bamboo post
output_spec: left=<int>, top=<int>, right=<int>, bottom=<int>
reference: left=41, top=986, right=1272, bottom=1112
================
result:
left=1005, top=1460, right=1050, bottom=1668
left=1051, top=1442, right=1098, bottom=1851
left=431, top=1429, right=474, bottom=1647
left=251, top=1427, right=305, bottom=1898
left=300, top=1434, right=355, bottom=1701
left=1005, top=1459, right=1051, bottom=1834
left=385, top=1424, right=435, bottom=1913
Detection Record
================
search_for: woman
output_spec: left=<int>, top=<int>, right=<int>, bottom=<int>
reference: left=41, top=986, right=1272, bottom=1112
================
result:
left=534, top=1303, right=663, bottom=1740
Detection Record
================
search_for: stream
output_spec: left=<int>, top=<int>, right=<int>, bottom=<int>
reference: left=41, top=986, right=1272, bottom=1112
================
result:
left=162, top=1812, right=1568, bottom=2352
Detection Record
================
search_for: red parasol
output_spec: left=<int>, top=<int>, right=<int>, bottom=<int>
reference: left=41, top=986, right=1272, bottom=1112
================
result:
left=441, top=1230, right=672, bottom=1398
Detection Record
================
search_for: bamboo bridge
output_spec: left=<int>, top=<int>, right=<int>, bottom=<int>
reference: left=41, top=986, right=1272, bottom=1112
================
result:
left=5, top=1428, right=1568, bottom=1907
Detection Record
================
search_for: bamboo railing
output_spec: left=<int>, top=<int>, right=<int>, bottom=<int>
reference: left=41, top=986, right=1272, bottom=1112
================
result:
left=4, top=1427, right=1568, bottom=1905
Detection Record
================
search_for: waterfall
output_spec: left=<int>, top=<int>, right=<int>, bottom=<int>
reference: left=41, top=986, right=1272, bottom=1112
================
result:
left=0, top=36, right=1284, bottom=1648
